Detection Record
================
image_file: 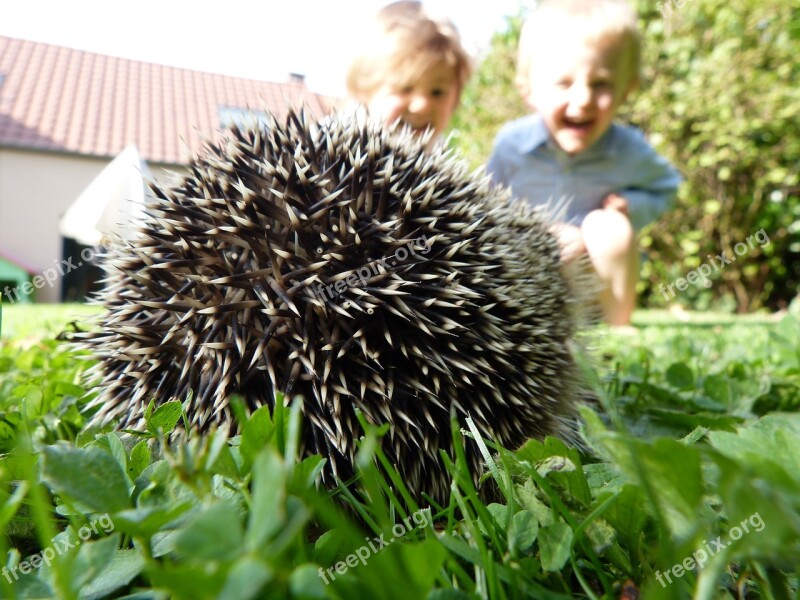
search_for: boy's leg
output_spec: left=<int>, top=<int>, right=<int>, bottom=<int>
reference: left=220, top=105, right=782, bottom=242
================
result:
left=580, top=208, right=638, bottom=325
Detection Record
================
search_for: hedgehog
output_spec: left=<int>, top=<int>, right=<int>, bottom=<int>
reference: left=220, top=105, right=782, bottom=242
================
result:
left=78, top=110, right=587, bottom=504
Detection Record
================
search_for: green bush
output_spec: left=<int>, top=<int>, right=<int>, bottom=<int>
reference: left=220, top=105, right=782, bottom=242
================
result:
left=449, top=15, right=528, bottom=169
left=451, top=0, right=800, bottom=312
left=624, top=0, right=800, bottom=312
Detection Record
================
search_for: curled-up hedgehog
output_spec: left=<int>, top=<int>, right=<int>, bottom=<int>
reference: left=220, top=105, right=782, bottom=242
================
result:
left=78, top=110, right=589, bottom=504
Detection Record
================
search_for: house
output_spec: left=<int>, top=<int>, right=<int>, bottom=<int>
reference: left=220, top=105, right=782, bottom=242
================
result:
left=0, top=35, right=334, bottom=302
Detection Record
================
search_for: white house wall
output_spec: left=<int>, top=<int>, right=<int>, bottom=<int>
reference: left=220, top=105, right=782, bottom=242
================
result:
left=0, top=147, right=183, bottom=302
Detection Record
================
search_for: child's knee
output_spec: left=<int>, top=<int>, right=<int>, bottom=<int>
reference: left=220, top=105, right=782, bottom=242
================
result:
left=581, top=208, right=635, bottom=258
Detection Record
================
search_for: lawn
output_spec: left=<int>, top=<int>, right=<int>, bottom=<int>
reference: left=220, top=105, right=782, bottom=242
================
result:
left=0, top=303, right=798, bottom=599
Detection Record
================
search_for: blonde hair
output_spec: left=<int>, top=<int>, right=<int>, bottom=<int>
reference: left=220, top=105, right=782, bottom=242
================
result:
left=516, top=0, right=641, bottom=99
left=346, top=1, right=473, bottom=103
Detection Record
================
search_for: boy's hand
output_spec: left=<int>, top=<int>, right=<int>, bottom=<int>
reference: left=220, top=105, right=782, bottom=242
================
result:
left=551, top=223, right=586, bottom=263
left=602, top=193, right=629, bottom=216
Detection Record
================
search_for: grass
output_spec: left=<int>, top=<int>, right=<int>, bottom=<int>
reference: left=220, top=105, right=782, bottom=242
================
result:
left=0, top=303, right=798, bottom=599
left=0, top=303, right=101, bottom=340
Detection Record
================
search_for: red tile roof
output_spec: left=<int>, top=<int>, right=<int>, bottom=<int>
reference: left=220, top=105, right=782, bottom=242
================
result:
left=0, top=35, right=334, bottom=165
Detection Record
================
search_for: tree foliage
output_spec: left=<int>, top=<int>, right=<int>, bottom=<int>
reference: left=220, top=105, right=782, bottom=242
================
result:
left=451, top=0, right=800, bottom=312
left=449, top=14, right=528, bottom=169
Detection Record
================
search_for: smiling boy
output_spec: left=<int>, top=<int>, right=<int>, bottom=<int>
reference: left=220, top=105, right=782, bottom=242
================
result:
left=487, top=0, right=681, bottom=326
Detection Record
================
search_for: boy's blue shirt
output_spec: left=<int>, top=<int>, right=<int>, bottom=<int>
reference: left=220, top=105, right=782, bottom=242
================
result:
left=487, top=114, right=682, bottom=231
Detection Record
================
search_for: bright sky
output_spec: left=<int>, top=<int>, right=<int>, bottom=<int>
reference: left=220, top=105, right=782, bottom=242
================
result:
left=1, top=0, right=528, bottom=97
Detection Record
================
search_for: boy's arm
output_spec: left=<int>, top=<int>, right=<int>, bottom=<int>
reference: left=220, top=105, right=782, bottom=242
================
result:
left=602, top=193, right=629, bottom=214
left=615, top=141, right=682, bottom=231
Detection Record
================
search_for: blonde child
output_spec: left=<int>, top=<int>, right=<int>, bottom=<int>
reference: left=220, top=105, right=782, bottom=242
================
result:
left=345, top=0, right=473, bottom=143
left=487, top=0, right=681, bottom=326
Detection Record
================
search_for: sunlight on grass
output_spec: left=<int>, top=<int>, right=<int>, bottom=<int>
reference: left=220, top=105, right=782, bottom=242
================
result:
left=0, top=303, right=102, bottom=340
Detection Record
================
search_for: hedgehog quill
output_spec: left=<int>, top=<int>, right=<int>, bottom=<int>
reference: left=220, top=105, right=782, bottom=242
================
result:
left=78, top=111, right=587, bottom=504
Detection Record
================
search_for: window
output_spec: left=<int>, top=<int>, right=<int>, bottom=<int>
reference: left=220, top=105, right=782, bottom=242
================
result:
left=217, top=105, right=271, bottom=129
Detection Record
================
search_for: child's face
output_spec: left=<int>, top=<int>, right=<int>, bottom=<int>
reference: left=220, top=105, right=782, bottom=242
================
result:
left=367, top=60, right=460, bottom=140
left=525, top=35, right=635, bottom=155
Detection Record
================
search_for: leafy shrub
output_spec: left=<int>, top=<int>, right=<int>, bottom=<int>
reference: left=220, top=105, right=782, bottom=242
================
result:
left=624, top=0, right=800, bottom=312
left=449, top=15, right=527, bottom=169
